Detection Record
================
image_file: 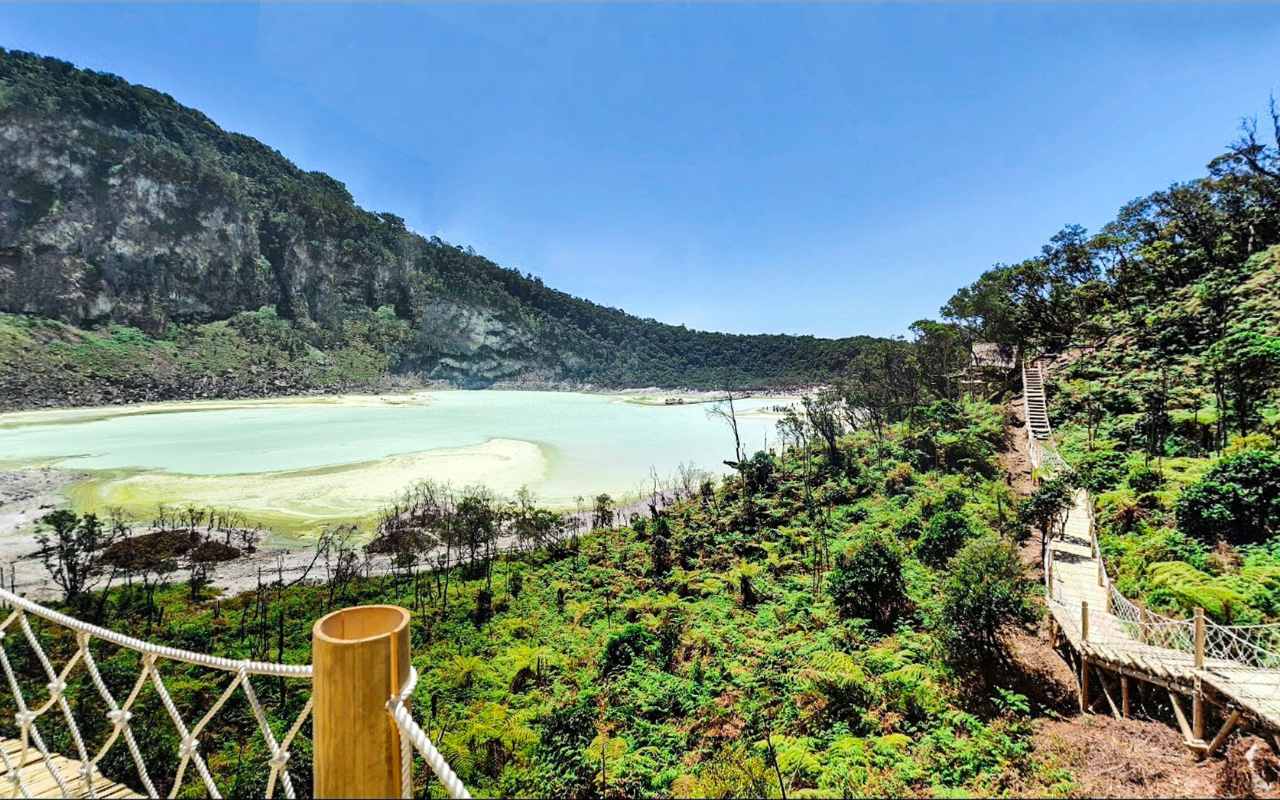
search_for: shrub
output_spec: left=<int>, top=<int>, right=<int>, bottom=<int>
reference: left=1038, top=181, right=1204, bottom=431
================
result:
left=941, top=487, right=968, bottom=512
left=650, top=517, right=672, bottom=578
left=916, top=511, right=976, bottom=567
left=601, top=624, right=656, bottom=674
left=1144, top=561, right=1261, bottom=622
left=743, top=450, right=777, bottom=494
left=939, top=536, right=1038, bottom=666
left=1175, top=450, right=1280, bottom=545
left=1073, top=449, right=1127, bottom=493
left=1128, top=464, right=1164, bottom=495
left=473, top=586, right=494, bottom=626
left=828, top=529, right=909, bottom=630
left=884, top=463, right=915, bottom=496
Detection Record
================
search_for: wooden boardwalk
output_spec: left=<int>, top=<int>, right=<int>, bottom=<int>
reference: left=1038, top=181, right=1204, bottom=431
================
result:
left=1029, top=357, right=1280, bottom=753
left=1046, top=488, right=1280, bottom=739
left=1, top=738, right=141, bottom=798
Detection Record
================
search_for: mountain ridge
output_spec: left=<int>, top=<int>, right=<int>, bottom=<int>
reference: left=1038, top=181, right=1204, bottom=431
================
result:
left=0, top=48, right=881, bottom=407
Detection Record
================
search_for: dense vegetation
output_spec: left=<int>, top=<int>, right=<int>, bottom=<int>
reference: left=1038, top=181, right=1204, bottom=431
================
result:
left=5, top=396, right=1072, bottom=798
left=0, top=308, right=411, bottom=408
left=925, top=100, right=1280, bottom=623
left=0, top=48, right=881, bottom=405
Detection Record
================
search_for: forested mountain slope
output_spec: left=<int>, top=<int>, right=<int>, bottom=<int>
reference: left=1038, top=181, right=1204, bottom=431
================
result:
left=927, top=99, right=1280, bottom=625
left=0, top=49, right=879, bottom=407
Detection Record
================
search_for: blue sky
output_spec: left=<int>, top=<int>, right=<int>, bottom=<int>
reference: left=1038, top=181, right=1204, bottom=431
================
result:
left=3, top=4, right=1278, bottom=337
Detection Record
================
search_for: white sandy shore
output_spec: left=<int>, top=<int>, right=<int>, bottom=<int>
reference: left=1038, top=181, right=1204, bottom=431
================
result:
left=0, top=390, right=436, bottom=430
left=0, top=468, right=82, bottom=597
left=78, top=438, right=548, bottom=522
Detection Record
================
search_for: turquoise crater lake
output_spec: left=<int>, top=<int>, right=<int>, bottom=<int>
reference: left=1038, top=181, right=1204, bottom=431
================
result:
left=0, top=391, right=789, bottom=528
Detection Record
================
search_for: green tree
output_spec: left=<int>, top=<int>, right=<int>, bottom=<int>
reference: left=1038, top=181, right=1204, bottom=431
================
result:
left=1205, top=324, right=1280, bottom=439
left=34, top=510, right=118, bottom=604
left=939, top=536, right=1039, bottom=667
left=910, top=319, right=968, bottom=402
left=1019, top=476, right=1074, bottom=566
left=802, top=391, right=843, bottom=467
left=1176, top=450, right=1280, bottom=545
left=916, top=510, right=977, bottom=567
left=827, top=529, right=909, bottom=631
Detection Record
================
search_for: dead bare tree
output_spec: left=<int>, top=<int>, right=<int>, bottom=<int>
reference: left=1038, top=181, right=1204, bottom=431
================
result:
left=708, top=391, right=745, bottom=465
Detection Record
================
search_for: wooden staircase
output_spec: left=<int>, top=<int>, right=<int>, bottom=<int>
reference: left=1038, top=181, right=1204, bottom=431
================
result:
left=1022, top=360, right=1052, bottom=439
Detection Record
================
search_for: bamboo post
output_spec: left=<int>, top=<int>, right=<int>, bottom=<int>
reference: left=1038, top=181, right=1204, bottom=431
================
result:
left=1192, top=609, right=1207, bottom=742
left=1206, top=709, right=1241, bottom=758
left=1121, top=675, right=1131, bottom=718
left=1170, top=691, right=1194, bottom=742
left=1080, top=656, right=1090, bottom=713
left=1194, top=607, right=1205, bottom=670
left=1096, top=667, right=1121, bottom=719
left=1079, top=601, right=1091, bottom=713
left=1097, top=557, right=1104, bottom=587
left=1193, top=677, right=1206, bottom=742
left=313, top=605, right=412, bottom=799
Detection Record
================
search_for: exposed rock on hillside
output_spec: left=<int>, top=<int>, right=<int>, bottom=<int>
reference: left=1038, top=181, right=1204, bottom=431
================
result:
left=0, top=49, right=879, bottom=406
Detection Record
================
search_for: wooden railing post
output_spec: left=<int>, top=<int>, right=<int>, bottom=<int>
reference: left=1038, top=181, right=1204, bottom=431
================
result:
left=1080, top=600, right=1092, bottom=714
left=312, top=605, right=412, bottom=799
left=1194, top=607, right=1205, bottom=670
left=1192, top=607, right=1207, bottom=743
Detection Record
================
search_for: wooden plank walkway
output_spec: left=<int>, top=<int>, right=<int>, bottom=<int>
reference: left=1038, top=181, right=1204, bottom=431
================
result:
left=0, top=738, right=141, bottom=799
left=1026, top=356, right=1280, bottom=743
left=1047, top=489, right=1280, bottom=730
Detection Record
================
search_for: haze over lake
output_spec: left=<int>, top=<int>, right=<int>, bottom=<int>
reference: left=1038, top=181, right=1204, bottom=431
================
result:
left=0, top=391, right=788, bottom=529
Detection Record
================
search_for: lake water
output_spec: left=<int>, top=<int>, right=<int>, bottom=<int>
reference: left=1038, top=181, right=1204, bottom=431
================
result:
left=0, top=391, right=788, bottom=527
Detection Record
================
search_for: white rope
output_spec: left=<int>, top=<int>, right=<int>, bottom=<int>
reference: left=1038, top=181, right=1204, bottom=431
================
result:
left=78, top=632, right=159, bottom=796
left=16, top=613, right=96, bottom=798
left=242, top=673, right=310, bottom=800
left=388, top=667, right=471, bottom=799
left=0, top=587, right=310, bottom=678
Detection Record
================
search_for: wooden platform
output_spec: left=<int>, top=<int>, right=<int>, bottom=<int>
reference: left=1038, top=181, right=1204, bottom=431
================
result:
left=0, top=738, right=141, bottom=799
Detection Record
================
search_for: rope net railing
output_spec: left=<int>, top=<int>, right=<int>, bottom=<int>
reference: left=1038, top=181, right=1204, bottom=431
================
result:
left=0, top=587, right=469, bottom=799
left=0, top=586, right=313, bottom=800
left=1106, top=584, right=1197, bottom=654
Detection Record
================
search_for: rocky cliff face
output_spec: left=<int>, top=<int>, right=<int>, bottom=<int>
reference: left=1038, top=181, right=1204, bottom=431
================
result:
left=0, top=110, right=561, bottom=382
left=2, top=117, right=264, bottom=323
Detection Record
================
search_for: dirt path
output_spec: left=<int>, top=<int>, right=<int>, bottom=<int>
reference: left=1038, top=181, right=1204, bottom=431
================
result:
left=999, top=397, right=1229, bottom=797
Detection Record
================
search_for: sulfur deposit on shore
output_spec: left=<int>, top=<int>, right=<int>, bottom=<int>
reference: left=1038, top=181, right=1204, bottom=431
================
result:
left=72, top=437, right=549, bottom=528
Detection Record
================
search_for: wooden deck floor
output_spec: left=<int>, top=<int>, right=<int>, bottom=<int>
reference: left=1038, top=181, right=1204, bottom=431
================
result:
left=1, top=738, right=141, bottom=799
left=1046, top=489, right=1280, bottom=730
